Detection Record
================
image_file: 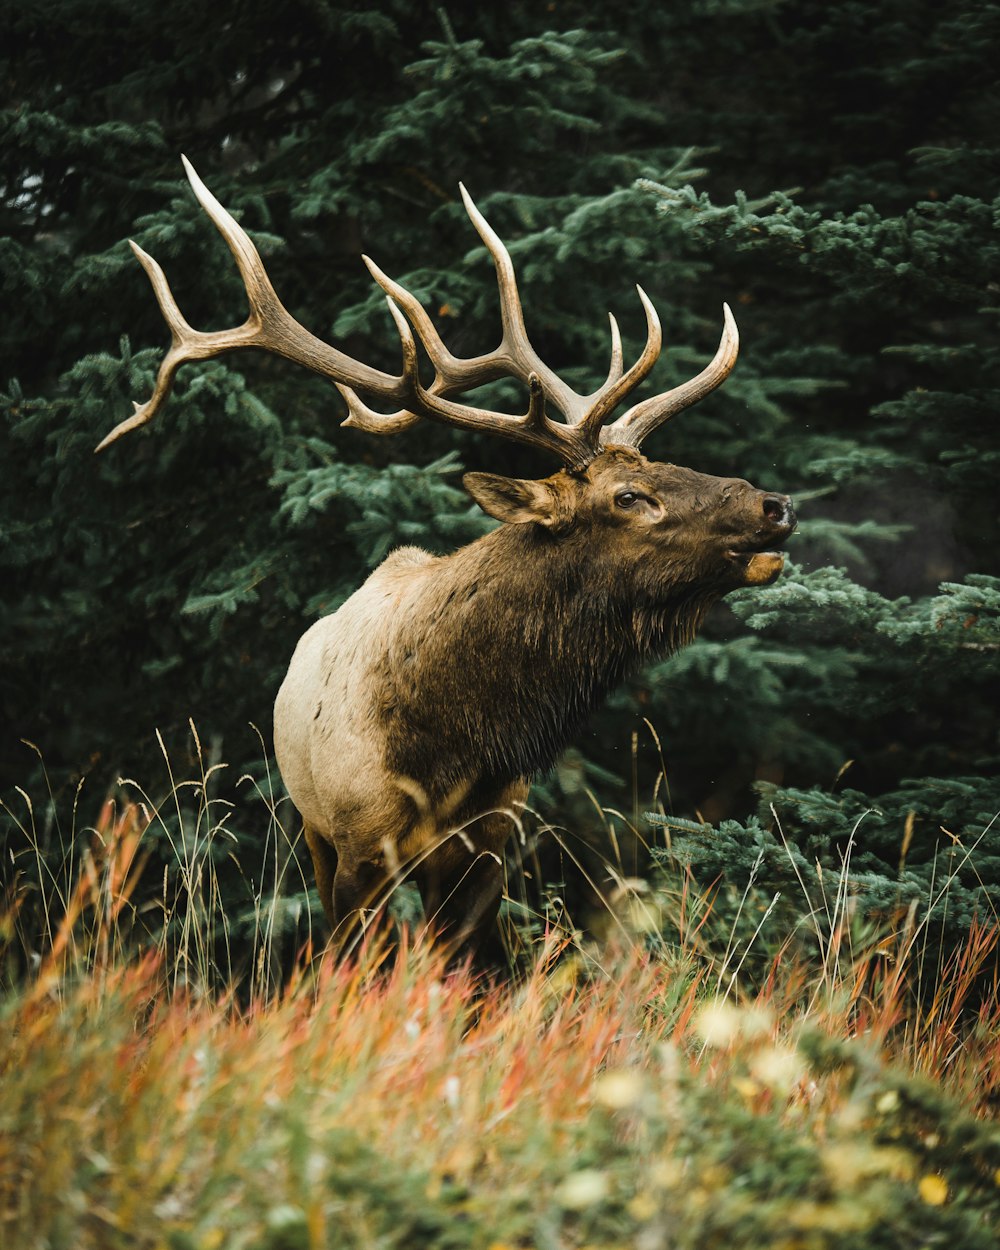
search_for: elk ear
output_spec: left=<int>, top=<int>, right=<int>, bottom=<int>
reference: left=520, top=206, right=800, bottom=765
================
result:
left=463, top=472, right=562, bottom=528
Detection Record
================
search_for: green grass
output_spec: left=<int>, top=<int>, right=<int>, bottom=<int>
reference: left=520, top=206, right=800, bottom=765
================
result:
left=1, top=746, right=999, bottom=1249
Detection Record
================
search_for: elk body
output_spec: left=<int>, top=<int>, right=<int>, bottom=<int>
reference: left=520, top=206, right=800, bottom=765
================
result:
left=100, top=158, right=796, bottom=960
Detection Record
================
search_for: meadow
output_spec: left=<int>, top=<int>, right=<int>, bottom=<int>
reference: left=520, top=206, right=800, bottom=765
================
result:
left=2, top=742, right=998, bottom=1250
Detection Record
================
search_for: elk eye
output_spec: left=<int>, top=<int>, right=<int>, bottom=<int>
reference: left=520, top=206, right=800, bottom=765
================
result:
left=616, top=491, right=639, bottom=509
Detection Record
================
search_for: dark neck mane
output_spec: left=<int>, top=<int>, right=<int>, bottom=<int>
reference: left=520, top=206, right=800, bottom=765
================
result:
left=381, top=524, right=716, bottom=794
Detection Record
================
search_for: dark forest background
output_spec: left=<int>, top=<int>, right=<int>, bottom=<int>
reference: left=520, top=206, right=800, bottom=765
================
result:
left=2, top=0, right=998, bottom=958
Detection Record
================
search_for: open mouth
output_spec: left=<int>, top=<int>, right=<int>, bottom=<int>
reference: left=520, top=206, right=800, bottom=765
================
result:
left=726, top=536, right=791, bottom=586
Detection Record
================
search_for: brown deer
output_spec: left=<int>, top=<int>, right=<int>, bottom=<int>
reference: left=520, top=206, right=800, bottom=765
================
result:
left=98, top=158, right=796, bottom=961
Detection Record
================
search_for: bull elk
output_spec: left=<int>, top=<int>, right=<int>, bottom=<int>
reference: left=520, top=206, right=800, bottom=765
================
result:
left=98, top=158, right=796, bottom=962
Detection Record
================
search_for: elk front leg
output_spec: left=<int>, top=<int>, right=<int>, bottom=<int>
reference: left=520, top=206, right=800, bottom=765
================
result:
left=417, top=849, right=505, bottom=969
left=303, top=823, right=338, bottom=931
left=331, top=859, right=389, bottom=957
left=416, top=785, right=526, bottom=969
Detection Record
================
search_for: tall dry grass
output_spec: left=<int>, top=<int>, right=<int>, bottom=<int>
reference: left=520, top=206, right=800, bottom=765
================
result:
left=1, top=738, right=999, bottom=1248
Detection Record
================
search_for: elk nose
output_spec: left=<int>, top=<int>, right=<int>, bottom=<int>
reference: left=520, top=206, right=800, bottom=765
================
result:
left=762, top=494, right=796, bottom=529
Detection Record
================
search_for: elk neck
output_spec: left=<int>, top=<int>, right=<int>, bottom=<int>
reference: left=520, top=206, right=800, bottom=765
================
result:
left=379, top=519, right=719, bottom=797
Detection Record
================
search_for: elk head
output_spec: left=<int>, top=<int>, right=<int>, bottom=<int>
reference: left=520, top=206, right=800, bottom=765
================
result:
left=97, top=156, right=794, bottom=590
left=465, top=453, right=794, bottom=596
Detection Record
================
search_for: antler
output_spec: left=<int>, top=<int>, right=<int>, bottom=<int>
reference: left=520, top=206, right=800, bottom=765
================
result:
left=98, top=158, right=738, bottom=464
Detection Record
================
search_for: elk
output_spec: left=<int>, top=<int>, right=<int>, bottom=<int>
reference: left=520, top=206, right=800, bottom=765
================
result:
left=98, top=157, right=796, bottom=961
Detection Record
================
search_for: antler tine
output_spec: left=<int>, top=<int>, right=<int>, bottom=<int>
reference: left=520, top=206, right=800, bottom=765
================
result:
left=361, top=254, right=508, bottom=395
left=182, top=154, right=278, bottom=317
left=339, top=295, right=424, bottom=437
left=600, top=303, right=739, bottom=450
left=94, top=241, right=206, bottom=451
left=575, top=285, right=662, bottom=444
left=605, top=313, right=624, bottom=387
left=458, top=185, right=585, bottom=423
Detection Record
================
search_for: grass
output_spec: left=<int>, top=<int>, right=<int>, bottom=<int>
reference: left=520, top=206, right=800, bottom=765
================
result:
left=1, top=738, right=999, bottom=1249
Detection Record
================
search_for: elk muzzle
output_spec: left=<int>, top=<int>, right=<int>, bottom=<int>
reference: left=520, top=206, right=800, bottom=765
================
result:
left=727, top=492, right=796, bottom=586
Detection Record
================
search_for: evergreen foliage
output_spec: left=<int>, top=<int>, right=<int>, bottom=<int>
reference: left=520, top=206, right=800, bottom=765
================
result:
left=2, top=1, right=998, bottom=944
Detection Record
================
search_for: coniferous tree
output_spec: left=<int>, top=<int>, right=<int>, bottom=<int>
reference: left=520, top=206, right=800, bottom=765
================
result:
left=2, top=0, right=997, bottom=947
